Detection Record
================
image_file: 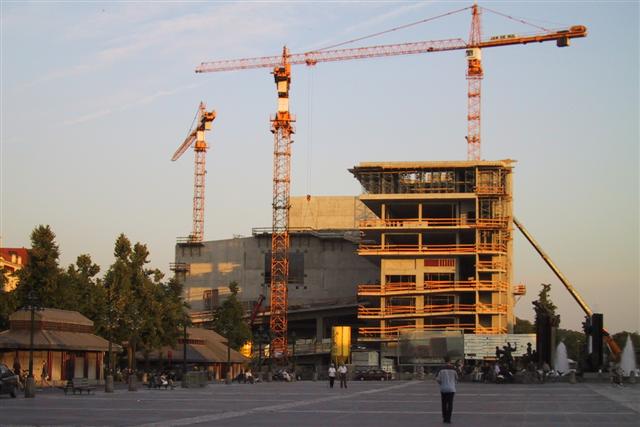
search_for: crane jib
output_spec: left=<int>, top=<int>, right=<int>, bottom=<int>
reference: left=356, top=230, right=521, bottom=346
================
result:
left=195, top=25, right=586, bottom=74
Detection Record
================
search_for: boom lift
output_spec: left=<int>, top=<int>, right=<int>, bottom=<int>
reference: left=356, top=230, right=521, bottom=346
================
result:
left=513, top=217, right=622, bottom=365
left=195, top=5, right=587, bottom=361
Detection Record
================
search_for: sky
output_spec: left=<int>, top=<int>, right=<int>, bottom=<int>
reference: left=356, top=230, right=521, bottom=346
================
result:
left=1, top=1, right=638, bottom=334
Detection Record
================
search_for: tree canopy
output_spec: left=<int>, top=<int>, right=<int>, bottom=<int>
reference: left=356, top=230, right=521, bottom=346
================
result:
left=2, top=225, right=186, bottom=362
left=532, top=283, right=560, bottom=328
left=211, top=281, right=251, bottom=350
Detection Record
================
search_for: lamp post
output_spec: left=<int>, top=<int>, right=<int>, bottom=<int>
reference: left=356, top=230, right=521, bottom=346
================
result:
left=225, top=336, right=231, bottom=384
left=23, top=290, right=43, bottom=398
left=127, top=309, right=140, bottom=392
left=105, top=282, right=114, bottom=393
left=257, top=325, right=264, bottom=369
left=291, top=331, right=297, bottom=378
left=181, top=312, right=189, bottom=388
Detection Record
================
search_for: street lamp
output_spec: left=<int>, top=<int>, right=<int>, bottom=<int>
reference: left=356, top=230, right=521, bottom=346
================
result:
left=22, top=289, right=43, bottom=398
left=105, top=282, right=114, bottom=393
left=180, top=311, right=190, bottom=388
left=127, top=308, right=140, bottom=392
left=291, top=331, right=297, bottom=377
left=226, top=338, right=231, bottom=384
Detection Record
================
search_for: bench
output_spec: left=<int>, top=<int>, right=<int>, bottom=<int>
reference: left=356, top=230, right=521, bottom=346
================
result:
left=63, top=378, right=95, bottom=395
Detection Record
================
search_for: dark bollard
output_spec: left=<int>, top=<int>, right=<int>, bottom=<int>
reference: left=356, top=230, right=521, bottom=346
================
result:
left=105, top=375, right=114, bottom=393
left=24, top=376, right=36, bottom=398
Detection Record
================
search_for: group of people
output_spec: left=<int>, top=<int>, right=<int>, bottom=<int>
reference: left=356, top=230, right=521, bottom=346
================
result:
left=146, top=371, right=176, bottom=389
left=12, top=358, right=50, bottom=389
left=327, top=363, right=348, bottom=388
left=235, top=369, right=256, bottom=383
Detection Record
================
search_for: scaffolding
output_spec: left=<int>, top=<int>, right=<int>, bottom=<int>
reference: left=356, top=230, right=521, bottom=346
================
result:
left=351, top=160, right=517, bottom=340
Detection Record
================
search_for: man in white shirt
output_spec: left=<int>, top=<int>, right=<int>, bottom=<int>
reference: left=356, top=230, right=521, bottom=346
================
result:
left=436, top=357, right=458, bottom=424
left=328, top=363, right=336, bottom=388
left=338, top=363, right=348, bottom=388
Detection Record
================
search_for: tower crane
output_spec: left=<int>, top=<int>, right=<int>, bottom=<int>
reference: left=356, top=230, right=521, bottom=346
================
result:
left=195, top=5, right=587, bottom=360
left=171, top=102, right=217, bottom=242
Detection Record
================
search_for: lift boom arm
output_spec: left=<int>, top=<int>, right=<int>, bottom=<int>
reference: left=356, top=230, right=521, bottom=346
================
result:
left=513, top=217, right=621, bottom=358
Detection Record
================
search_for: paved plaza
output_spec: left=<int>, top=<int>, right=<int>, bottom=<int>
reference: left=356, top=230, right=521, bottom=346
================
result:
left=1, top=380, right=638, bottom=426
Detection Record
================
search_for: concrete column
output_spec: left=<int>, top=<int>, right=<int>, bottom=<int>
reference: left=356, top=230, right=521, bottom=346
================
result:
left=316, top=316, right=324, bottom=341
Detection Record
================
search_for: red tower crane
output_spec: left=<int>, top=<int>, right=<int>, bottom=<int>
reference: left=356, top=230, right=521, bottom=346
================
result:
left=195, top=6, right=587, bottom=360
left=171, top=102, right=217, bottom=242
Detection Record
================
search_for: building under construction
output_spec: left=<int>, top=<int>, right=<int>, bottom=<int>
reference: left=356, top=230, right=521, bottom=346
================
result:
left=173, top=160, right=528, bottom=365
left=351, top=160, right=523, bottom=343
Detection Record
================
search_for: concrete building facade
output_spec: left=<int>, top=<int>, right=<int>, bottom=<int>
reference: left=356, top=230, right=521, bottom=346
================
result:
left=173, top=196, right=379, bottom=343
left=350, top=160, right=522, bottom=342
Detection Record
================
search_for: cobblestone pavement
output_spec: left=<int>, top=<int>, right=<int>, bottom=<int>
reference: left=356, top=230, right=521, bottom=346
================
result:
left=1, top=381, right=638, bottom=426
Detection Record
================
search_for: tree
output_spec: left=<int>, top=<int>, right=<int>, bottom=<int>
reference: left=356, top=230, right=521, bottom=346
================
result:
left=514, top=317, right=535, bottom=334
left=64, top=254, right=106, bottom=332
left=15, top=225, right=63, bottom=307
left=212, top=281, right=251, bottom=350
left=104, top=234, right=187, bottom=368
left=532, top=283, right=560, bottom=328
left=0, top=287, right=17, bottom=330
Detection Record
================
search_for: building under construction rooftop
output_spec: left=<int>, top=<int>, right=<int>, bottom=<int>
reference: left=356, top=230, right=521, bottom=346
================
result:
left=351, top=160, right=523, bottom=342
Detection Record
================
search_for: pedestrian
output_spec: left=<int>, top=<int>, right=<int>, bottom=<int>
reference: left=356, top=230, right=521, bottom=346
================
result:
left=328, top=363, right=336, bottom=388
left=41, top=360, right=50, bottom=387
left=338, top=363, right=348, bottom=388
left=13, top=356, right=21, bottom=376
left=435, top=357, right=458, bottom=424
left=13, top=357, right=22, bottom=389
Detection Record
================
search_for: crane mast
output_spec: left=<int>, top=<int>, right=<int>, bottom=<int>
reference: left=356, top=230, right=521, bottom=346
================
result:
left=466, top=4, right=483, bottom=160
left=269, top=47, right=295, bottom=360
left=172, top=103, right=216, bottom=242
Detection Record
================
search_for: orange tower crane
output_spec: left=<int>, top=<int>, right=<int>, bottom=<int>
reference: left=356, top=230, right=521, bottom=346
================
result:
left=171, top=102, right=217, bottom=242
left=195, top=6, right=587, bottom=359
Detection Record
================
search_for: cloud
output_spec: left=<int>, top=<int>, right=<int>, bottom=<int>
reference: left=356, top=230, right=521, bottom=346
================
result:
left=24, top=3, right=290, bottom=88
left=301, top=2, right=433, bottom=52
left=62, top=83, right=199, bottom=126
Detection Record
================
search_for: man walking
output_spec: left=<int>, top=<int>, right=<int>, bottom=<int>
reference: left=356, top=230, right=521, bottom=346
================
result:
left=338, top=363, right=348, bottom=389
left=436, top=357, right=458, bottom=424
left=328, top=363, right=336, bottom=388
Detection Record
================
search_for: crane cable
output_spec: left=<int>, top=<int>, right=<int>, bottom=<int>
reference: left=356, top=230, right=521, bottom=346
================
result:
left=186, top=102, right=201, bottom=136
left=306, top=67, right=314, bottom=198
left=312, top=5, right=563, bottom=56
left=480, top=6, right=553, bottom=32
left=313, top=5, right=473, bottom=52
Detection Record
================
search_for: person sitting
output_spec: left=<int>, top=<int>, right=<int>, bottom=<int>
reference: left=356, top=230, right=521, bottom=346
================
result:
left=147, top=373, right=157, bottom=389
left=472, top=366, right=482, bottom=382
